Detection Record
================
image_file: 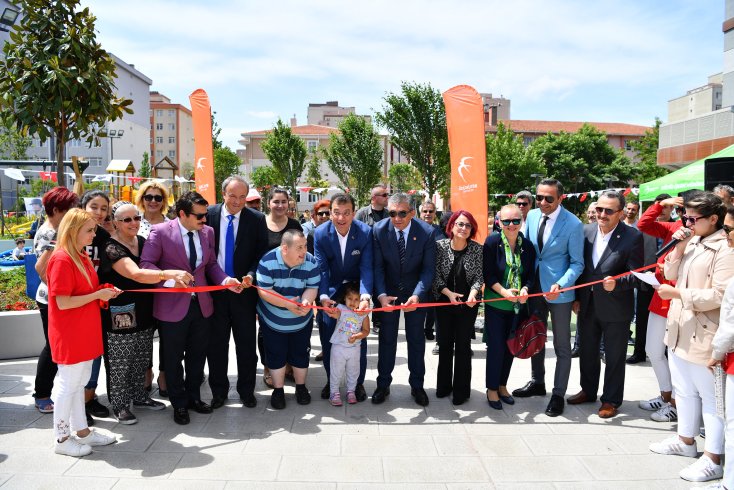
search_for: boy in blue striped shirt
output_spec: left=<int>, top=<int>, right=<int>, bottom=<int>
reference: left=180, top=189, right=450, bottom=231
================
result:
left=256, top=230, right=321, bottom=409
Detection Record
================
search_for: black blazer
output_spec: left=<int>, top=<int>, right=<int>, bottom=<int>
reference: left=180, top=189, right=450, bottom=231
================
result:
left=206, top=204, right=269, bottom=280
left=483, top=232, right=536, bottom=296
left=576, top=223, right=644, bottom=322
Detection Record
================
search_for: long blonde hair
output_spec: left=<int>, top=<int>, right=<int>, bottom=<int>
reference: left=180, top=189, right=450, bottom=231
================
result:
left=135, top=181, right=170, bottom=214
left=55, top=208, right=96, bottom=287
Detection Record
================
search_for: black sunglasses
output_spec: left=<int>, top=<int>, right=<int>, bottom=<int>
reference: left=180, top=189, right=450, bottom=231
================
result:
left=316, top=211, right=330, bottom=217
left=535, top=194, right=555, bottom=204
left=723, top=224, right=733, bottom=234
left=188, top=212, right=207, bottom=220
left=501, top=218, right=522, bottom=226
left=143, top=194, right=164, bottom=202
left=116, top=215, right=142, bottom=223
left=389, top=210, right=409, bottom=218
left=595, top=206, right=620, bottom=216
left=422, top=209, right=435, bottom=214
left=374, top=193, right=389, bottom=198
left=682, top=214, right=709, bottom=225
left=515, top=201, right=529, bottom=207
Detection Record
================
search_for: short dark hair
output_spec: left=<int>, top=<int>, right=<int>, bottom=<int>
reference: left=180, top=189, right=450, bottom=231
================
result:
left=282, top=229, right=305, bottom=247
left=538, top=178, right=564, bottom=197
left=714, top=184, right=734, bottom=198
left=515, top=190, right=534, bottom=205
left=175, top=191, right=208, bottom=217
left=80, top=189, right=109, bottom=209
left=599, top=190, right=625, bottom=210
left=685, top=191, right=727, bottom=230
left=654, top=193, right=672, bottom=202
left=330, top=193, right=355, bottom=211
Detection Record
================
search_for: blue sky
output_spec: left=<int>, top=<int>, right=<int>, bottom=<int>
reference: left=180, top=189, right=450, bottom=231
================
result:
left=82, top=0, right=724, bottom=150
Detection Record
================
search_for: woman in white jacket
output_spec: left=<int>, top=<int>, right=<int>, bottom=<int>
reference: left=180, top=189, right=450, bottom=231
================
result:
left=707, top=205, right=734, bottom=490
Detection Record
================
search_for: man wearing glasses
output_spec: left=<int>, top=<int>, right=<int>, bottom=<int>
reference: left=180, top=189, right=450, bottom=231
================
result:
left=569, top=190, right=643, bottom=419
left=141, top=191, right=243, bottom=425
left=419, top=200, right=443, bottom=347
left=372, top=193, right=437, bottom=406
left=314, top=193, right=373, bottom=402
left=514, top=190, right=534, bottom=236
left=513, top=178, right=584, bottom=418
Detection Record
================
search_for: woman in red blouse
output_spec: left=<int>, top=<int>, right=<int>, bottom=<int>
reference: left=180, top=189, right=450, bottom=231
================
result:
left=48, top=208, right=120, bottom=457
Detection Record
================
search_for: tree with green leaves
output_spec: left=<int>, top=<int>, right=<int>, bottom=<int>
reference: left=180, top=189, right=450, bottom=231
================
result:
left=138, top=151, right=151, bottom=179
left=375, top=81, right=450, bottom=199
left=0, top=116, right=32, bottom=160
left=323, top=113, right=383, bottom=207
left=304, top=149, right=329, bottom=190
left=213, top=146, right=242, bottom=201
left=629, top=118, right=668, bottom=184
left=212, top=111, right=223, bottom=150
left=260, top=119, right=307, bottom=199
left=251, top=165, right=282, bottom=211
left=388, top=162, right=422, bottom=193
left=0, top=0, right=133, bottom=188
left=485, top=122, right=545, bottom=197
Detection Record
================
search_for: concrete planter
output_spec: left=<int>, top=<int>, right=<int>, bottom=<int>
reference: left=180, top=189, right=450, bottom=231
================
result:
left=0, top=309, right=44, bottom=360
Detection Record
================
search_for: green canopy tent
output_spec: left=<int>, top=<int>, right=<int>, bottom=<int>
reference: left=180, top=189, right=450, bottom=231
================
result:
left=638, top=143, right=734, bottom=201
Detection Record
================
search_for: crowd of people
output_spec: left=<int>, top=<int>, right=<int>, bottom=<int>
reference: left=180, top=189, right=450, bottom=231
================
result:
left=29, top=177, right=734, bottom=486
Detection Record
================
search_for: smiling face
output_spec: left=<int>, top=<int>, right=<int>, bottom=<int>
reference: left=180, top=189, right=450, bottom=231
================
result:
left=420, top=203, right=436, bottom=224
left=314, top=205, right=331, bottom=226
left=115, top=206, right=141, bottom=239
left=595, top=196, right=624, bottom=233
left=624, top=202, right=639, bottom=221
left=452, top=213, right=473, bottom=241
left=282, top=235, right=308, bottom=268
left=499, top=206, right=522, bottom=238
left=536, top=183, right=562, bottom=215
left=269, top=192, right=289, bottom=219
left=179, top=203, right=208, bottom=231
left=388, top=201, right=413, bottom=231
left=85, top=196, right=109, bottom=225
left=331, top=201, right=353, bottom=235
left=224, top=180, right=248, bottom=215
left=142, top=187, right=164, bottom=214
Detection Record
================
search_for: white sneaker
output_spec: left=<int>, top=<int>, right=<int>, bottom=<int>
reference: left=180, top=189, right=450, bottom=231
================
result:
left=432, top=344, right=439, bottom=355
left=679, top=455, right=723, bottom=482
left=650, top=403, right=678, bottom=422
left=649, top=435, right=697, bottom=457
left=75, top=429, right=116, bottom=447
left=55, top=437, right=92, bottom=457
left=639, top=395, right=665, bottom=411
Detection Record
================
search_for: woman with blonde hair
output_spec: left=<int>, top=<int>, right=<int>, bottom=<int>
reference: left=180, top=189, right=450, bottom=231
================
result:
left=135, top=181, right=170, bottom=239
left=47, top=208, right=119, bottom=456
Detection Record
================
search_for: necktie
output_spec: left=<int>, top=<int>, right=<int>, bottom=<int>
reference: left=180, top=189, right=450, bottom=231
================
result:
left=398, top=230, right=406, bottom=265
left=225, top=214, right=235, bottom=277
left=537, top=215, right=549, bottom=253
left=187, top=231, right=197, bottom=271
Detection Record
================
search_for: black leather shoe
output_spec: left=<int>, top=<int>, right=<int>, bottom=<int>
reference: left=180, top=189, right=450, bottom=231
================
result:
left=295, top=385, right=311, bottom=405
left=211, top=396, right=226, bottom=409
left=626, top=353, right=646, bottom=364
left=425, top=330, right=435, bottom=341
left=545, top=395, right=564, bottom=417
left=499, top=394, right=515, bottom=405
left=412, top=388, right=429, bottom=407
left=241, top=393, right=257, bottom=408
left=571, top=346, right=580, bottom=358
left=355, top=384, right=367, bottom=402
left=436, top=387, right=452, bottom=398
left=85, top=398, right=110, bottom=418
left=371, top=387, right=390, bottom=404
left=512, top=381, right=546, bottom=398
left=321, top=383, right=330, bottom=400
left=173, top=407, right=190, bottom=425
left=270, top=389, right=286, bottom=409
left=187, top=400, right=213, bottom=414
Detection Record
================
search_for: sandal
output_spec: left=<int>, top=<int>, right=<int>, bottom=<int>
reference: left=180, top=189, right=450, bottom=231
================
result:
left=35, top=398, right=54, bottom=413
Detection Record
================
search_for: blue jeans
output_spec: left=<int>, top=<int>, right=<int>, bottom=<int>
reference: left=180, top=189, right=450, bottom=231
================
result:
left=84, top=356, right=102, bottom=390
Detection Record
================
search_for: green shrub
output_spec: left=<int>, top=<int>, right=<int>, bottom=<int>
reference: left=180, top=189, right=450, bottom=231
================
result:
left=0, top=268, right=36, bottom=310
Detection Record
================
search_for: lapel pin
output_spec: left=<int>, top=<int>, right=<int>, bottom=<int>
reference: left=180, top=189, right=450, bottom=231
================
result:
left=413, top=236, right=416, bottom=241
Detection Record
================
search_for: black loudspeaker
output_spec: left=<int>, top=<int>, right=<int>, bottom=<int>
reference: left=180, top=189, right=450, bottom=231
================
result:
left=704, top=157, right=734, bottom=191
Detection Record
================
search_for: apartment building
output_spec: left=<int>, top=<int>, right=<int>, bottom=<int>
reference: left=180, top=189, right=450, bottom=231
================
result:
left=149, top=92, right=195, bottom=175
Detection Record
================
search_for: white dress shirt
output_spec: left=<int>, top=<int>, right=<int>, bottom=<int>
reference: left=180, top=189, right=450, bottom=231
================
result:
left=336, top=224, right=350, bottom=262
left=592, top=223, right=620, bottom=268
left=178, top=220, right=202, bottom=269
left=539, top=205, right=562, bottom=246
left=217, top=205, right=241, bottom=272
left=395, top=220, right=412, bottom=251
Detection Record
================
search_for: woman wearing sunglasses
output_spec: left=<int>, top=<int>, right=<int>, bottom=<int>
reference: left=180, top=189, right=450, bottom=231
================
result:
left=650, top=192, right=734, bottom=483
left=482, top=204, right=536, bottom=410
left=98, top=202, right=193, bottom=424
left=135, top=181, right=170, bottom=239
left=301, top=199, right=331, bottom=253
left=432, top=210, right=483, bottom=405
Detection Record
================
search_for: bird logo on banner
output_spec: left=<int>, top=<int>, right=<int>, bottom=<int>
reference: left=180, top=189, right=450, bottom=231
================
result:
left=458, top=156, right=473, bottom=183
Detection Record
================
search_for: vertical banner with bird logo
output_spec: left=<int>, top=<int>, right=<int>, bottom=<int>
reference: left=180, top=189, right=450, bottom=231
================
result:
left=443, top=85, right=488, bottom=243
left=189, top=89, right=216, bottom=203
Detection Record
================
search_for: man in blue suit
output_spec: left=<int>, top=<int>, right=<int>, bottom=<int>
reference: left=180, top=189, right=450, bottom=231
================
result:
left=372, top=193, right=437, bottom=406
left=513, top=178, right=585, bottom=417
left=314, top=193, right=373, bottom=402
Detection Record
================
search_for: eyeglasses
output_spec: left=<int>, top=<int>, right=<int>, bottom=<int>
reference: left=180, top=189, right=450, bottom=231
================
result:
left=682, top=214, right=710, bottom=225
left=595, top=207, right=620, bottom=216
left=188, top=212, right=207, bottom=220
left=374, top=193, right=389, bottom=198
left=454, top=222, right=473, bottom=229
left=422, top=209, right=435, bottom=214
left=723, top=224, right=733, bottom=234
left=316, top=211, right=330, bottom=217
left=143, top=194, right=164, bottom=202
left=500, top=218, right=522, bottom=226
left=116, top=215, right=142, bottom=223
left=516, top=201, right=529, bottom=207
left=535, top=195, right=555, bottom=204
left=388, top=210, right=409, bottom=218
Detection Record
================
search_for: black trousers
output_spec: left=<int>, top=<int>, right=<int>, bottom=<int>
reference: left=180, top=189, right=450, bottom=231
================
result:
left=579, top=299, right=629, bottom=406
left=435, top=303, right=477, bottom=401
left=207, top=289, right=258, bottom=399
left=33, top=303, right=57, bottom=399
left=484, top=306, right=516, bottom=391
left=159, top=297, right=210, bottom=409
left=633, top=288, right=654, bottom=358
left=425, top=307, right=436, bottom=335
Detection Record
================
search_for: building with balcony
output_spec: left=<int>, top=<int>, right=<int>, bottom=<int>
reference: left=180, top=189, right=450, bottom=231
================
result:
left=149, top=92, right=195, bottom=176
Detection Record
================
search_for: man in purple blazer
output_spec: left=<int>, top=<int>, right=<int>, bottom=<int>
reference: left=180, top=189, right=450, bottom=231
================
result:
left=141, top=191, right=241, bottom=425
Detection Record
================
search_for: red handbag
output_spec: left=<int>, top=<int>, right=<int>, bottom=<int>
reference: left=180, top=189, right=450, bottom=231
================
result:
left=507, top=312, right=547, bottom=359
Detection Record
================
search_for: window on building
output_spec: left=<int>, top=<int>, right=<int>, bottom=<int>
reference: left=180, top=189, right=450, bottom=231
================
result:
left=168, top=123, right=175, bottom=130
left=308, top=193, right=318, bottom=203
left=156, top=110, right=163, bottom=117
left=68, top=139, right=82, bottom=148
left=168, top=136, right=176, bottom=144
left=156, top=123, right=163, bottom=130
left=307, top=140, right=318, bottom=152
left=168, top=109, right=175, bottom=117
left=522, top=136, right=534, bottom=147
left=156, top=136, right=163, bottom=144
left=168, top=150, right=176, bottom=158
left=624, top=139, right=633, bottom=151
left=156, top=150, right=163, bottom=158
left=88, top=157, right=102, bottom=167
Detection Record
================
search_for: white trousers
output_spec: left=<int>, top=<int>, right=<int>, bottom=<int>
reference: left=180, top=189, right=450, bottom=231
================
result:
left=669, top=351, right=724, bottom=454
left=725, top=374, right=734, bottom=489
left=52, top=360, right=93, bottom=441
left=329, top=343, right=360, bottom=394
left=646, top=312, right=673, bottom=393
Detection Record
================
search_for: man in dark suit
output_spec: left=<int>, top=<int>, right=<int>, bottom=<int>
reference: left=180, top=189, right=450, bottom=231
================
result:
left=626, top=212, right=658, bottom=365
left=568, top=190, right=643, bottom=419
left=314, top=193, right=373, bottom=402
left=372, top=193, right=436, bottom=406
left=141, top=191, right=242, bottom=425
left=205, top=176, right=269, bottom=409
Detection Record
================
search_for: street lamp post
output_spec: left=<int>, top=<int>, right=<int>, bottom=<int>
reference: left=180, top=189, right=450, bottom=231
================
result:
left=108, top=129, right=124, bottom=161
left=0, top=7, right=20, bottom=32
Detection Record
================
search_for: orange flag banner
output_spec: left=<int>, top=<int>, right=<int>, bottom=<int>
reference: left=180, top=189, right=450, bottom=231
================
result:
left=443, top=85, right=489, bottom=244
left=189, top=89, right=216, bottom=203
